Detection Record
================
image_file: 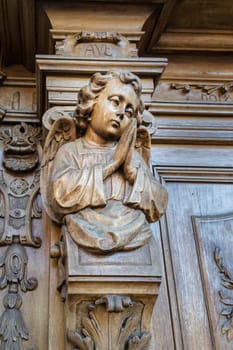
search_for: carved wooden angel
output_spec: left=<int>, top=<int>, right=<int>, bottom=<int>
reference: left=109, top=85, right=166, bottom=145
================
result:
left=41, top=71, right=168, bottom=253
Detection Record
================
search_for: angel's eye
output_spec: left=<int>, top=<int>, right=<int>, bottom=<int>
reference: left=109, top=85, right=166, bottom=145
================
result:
left=110, top=96, right=120, bottom=107
left=125, top=106, right=134, bottom=118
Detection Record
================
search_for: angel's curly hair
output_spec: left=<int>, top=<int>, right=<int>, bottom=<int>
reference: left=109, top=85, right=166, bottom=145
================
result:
left=73, top=71, right=144, bottom=137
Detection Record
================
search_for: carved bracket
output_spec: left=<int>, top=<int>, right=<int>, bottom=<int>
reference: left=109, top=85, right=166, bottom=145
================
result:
left=214, top=247, right=233, bottom=341
left=67, top=295, right=151, bottom=350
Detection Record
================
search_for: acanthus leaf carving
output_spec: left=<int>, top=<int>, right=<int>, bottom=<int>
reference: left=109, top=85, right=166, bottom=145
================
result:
left=0, top=243, right=38, bottom=349
left=67, top=330, right=94, bottom=350
left=68, top=296, right=151, bottom=350
left=214, top=247, right=233, bottom=341
left=128, top=333, right=152, bottom=350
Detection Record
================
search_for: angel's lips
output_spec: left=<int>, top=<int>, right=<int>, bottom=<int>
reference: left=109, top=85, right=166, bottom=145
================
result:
left=110, top=120, right=120, bottom=128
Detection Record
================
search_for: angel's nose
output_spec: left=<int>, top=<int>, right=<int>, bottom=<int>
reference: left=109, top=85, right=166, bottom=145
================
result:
left=116, top=112, right=124, bottom=120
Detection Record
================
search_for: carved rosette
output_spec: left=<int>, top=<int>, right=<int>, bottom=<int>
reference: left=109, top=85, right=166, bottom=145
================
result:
left=67, top=295, right=151, bottom=350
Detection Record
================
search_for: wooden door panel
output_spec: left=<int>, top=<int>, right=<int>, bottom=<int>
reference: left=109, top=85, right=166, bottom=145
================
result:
left=193, top=213, right=233, bottom=349
left=163, top=182, right=233, bottom=350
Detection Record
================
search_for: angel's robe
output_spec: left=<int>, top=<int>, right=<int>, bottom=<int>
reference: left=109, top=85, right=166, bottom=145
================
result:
left=50, top=137, right=167, bottom=253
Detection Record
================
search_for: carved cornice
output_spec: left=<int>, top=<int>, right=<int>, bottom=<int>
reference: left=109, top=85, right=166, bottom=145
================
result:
left=149, top=102, right=233, bottom=145
left=36, top=56, right=167, bottom=118
left=153, top=30, right=233, bottom=53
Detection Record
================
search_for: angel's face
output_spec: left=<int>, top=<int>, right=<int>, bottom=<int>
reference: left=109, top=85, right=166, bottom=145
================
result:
left=86, top=78, right=139, bottom=144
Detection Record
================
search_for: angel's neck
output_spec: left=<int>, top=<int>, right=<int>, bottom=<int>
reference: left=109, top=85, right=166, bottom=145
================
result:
left=84, top=128, right=116, bottom=147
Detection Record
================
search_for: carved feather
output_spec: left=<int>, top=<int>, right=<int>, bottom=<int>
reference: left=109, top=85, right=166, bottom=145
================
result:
left=40, top=116, right=77, bottom=223
left=135, top=126, right=151, bottom=166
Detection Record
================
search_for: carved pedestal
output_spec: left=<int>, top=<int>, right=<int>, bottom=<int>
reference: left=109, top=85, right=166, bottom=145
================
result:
left=61, top=229, right=161, bottom=350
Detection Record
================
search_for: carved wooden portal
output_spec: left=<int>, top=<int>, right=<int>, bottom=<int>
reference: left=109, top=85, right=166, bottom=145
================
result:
left=0, top=23, right=233, bottom=349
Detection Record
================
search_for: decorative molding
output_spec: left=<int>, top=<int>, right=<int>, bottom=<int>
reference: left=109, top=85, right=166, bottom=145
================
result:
left=155, top=167, right=233, bottom=184
left=170, top=82, right=233, bottom=102
left=149, top=102, right=233, bottom=116
left=153, top=30, right=233, bottom=53
left=214, top=247, right=233, bottom=342
left=0, top=123, right=41, bottom=172
left=36, top=56, right=167, bottom=118
left=67, top=296, right=151, bottom=350
left=56, top=32, right=138, bottom=58
left=0, top=243, right=38, bottom=349
left=148, top=102, right=233, bottom=145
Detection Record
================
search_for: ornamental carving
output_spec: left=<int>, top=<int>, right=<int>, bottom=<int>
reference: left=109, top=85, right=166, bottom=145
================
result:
left=0, top=120, right=41, bottom=348
left=0, top=123, right=41, bottom=172
left=41, top=71, right=167, bottom=254
left=67, top=295, right=151, bottom=350
left=170, top=82, right=233, bottom=102
left=0, top=243, right=38, bottom=349
left=214, top=247, right=233, bottom=341
left=0, top=170, right=41, bottom=247
left=55, top=32, right=137, bottom=58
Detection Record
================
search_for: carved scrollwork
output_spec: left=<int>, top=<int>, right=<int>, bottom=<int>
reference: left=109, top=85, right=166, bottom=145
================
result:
left=214, top=247, right=233, bottom=341
left=68, top=296, right=151, bottom=350
left=171, top=82, right=233, bottom=102
left=0, top=243, right=38, bottom=349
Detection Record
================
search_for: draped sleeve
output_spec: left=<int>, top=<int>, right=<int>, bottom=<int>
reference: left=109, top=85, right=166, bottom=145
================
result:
left=124, top=151, right=168, bottom=223
left=50, top=140, right=106, bottom=217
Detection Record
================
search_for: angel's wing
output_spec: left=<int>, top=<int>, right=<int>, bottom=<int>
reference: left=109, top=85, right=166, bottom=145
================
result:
left=40, top=116, right=77, bottom=223
left=135, top=126, right=151, bottom=166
